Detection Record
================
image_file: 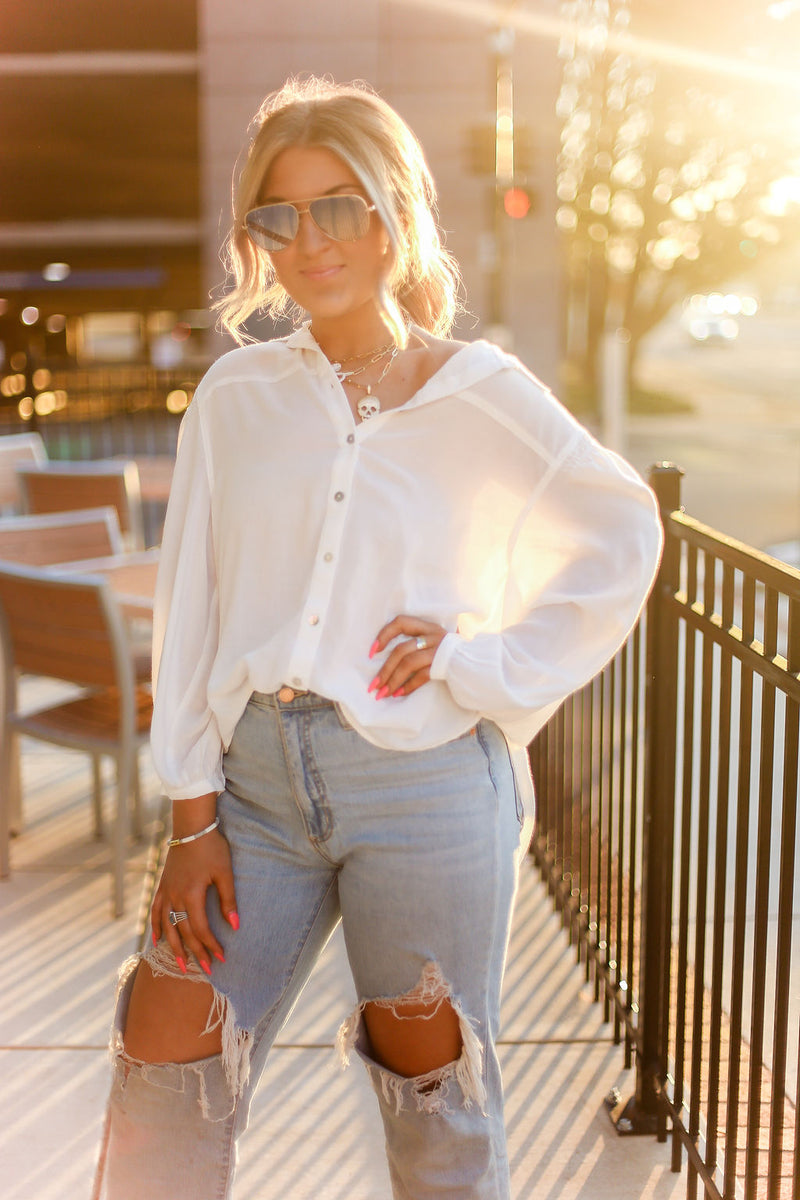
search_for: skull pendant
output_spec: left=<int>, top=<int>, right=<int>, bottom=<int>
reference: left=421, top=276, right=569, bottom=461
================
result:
left=357, top=395, right=381, bottom=421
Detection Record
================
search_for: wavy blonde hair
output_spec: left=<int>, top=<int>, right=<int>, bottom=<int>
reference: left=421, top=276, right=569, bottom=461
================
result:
left=214, top=76, right=463, bottom=346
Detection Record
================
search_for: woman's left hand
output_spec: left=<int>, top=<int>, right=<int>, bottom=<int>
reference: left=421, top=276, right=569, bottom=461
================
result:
left=368, top=615, right=448, bottom=699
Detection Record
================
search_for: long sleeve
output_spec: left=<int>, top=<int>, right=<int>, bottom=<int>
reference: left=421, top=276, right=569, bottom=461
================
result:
left=429, top=430, right=663, bottom=746
left=150, top=398, right=224, bottom=800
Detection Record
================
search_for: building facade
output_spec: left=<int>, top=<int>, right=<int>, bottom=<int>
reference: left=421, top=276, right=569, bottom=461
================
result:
left=0, top=0, right=563, bottom=388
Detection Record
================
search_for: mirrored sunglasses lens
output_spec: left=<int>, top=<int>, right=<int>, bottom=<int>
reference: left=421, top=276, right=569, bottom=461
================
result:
left=246, top=205, right=298, bottom=250
left=309, top=195, right=370, bottom=241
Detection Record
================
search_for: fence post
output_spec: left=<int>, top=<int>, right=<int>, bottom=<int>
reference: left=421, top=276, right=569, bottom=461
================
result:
left=609, top=462, right=683, bottom=1136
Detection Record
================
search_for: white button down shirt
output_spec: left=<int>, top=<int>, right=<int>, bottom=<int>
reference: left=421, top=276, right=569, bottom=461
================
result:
left=151, top=325, right=663, bottom=802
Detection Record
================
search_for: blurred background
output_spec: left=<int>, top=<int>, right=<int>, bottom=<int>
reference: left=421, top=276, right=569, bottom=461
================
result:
left=1, top=0, right=799, bottom=553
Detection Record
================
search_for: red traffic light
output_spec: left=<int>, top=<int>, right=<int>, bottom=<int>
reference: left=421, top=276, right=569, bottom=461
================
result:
left=503, top=187, right=531, bottom=219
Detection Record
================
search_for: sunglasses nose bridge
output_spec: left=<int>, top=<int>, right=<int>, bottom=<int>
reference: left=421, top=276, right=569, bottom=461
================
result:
left=293, top=202, right=332, bottom=247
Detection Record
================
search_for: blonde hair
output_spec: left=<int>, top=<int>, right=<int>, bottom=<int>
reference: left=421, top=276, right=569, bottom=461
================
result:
left=215, top=76, right=463, bottom=345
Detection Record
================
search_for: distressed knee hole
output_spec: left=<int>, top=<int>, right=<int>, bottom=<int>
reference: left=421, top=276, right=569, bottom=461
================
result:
left=362, top=992, right=462, bottom=1079
left=111, top=949, right=253, bottom=1107
left=336, top=961, right=487, bottom=1116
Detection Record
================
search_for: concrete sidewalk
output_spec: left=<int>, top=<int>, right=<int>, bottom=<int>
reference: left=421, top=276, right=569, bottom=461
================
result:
left=0, top=702, right=686, bottom=1200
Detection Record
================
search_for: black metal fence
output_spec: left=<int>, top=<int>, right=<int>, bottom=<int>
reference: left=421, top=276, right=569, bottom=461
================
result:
left=530, top=463, right=799, bottom=1200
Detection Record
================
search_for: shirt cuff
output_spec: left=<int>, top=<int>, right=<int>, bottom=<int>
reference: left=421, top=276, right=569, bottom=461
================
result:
left=429, top=631, right=462, bottom=681
left=162, top=778, right=223, bottom=803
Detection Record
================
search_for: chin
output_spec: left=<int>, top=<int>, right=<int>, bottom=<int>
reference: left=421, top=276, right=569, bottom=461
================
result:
left=304, top=296, right=373, bottom=323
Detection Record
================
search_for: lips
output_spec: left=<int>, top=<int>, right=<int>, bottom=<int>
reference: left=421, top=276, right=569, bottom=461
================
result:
left=301, top=264, right=343, bottom=281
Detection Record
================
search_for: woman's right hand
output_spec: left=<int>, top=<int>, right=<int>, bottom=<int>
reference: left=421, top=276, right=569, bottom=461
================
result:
left=151, top=825, right=239, bottom=975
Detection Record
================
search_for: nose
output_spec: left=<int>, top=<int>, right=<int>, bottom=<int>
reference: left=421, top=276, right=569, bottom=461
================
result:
left=295, top=207, right=330, bottom=252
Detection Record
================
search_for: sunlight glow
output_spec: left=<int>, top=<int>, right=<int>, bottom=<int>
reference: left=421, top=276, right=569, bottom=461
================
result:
left=766, top=175, right=800, bottom=214
left=768, top=0, right=800, bottom=18
left=390, top=0, right=800, bottom=94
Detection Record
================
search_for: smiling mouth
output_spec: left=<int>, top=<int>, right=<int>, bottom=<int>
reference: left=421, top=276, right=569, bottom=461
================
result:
left=301, top=265, right=343, bottom=280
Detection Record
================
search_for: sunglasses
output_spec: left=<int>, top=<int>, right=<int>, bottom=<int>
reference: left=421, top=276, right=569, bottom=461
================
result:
left=244, top=194, right=377, bottom=251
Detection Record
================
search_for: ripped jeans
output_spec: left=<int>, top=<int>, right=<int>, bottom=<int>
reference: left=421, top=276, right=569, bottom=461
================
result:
left=105, top=691, right=530, bottom=1199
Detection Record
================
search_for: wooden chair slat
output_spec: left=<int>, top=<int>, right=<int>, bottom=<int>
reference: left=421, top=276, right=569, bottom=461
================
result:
left=17, top=462, right=145, bottom=550
left=0, top=508, right=122, bottom=565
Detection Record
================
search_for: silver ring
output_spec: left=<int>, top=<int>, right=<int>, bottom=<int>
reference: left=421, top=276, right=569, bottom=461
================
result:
left=168, top=910, right=189, bottom=926
left=415, top=637, right=427, bottom=651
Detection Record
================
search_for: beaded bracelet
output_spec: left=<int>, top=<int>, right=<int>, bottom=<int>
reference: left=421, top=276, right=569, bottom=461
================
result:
left=168, top=816, right=220, bottom=847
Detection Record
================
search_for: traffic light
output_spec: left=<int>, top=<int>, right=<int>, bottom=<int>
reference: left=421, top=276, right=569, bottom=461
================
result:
left=503, top=187, right=532, bottom=219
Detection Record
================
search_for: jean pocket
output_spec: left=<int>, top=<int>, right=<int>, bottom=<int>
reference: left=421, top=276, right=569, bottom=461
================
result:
left=475, top=720, right=525, bottom=829
left=332, top=701, right=354, bottom=731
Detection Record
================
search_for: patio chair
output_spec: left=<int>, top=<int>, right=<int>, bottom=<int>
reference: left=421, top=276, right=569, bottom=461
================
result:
left=0, top=506, right=123, bottom=566
left=0, top=432, right=47, bottom=512
left=0, top=562, right=154, bottom=917
left=0, top=507, right=145, bottom=842
left=16, top=460, right=145, bottom=551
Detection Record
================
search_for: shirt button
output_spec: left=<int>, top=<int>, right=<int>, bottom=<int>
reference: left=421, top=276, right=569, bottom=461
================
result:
left=334, top=491, right=344, bottom=502
left=308, top=614, right=320, bottom=626
left=346, top=434, right=355, bottom=444
left=323, top=552, right=333, bottom=562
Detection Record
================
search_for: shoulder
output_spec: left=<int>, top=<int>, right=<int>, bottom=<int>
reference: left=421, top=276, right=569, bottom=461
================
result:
left=451, top=342, right=594, bottom=462
left=195, top=338, right=300, bottom=393
left=416, top=328, right=557, bottom=405
left=411, top=329, right=470, bottom=365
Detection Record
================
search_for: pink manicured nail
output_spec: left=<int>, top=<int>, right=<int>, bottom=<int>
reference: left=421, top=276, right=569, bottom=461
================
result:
left=392, top=688, right=404, bottom=698
left=214, top=951, right=226, bottom=963
left=369, top=639, right=380, bottom=659
left=176, top=956, right=187, bottom=975
left=367, top=675, right=381, bottom=693
left=151, top=928, right=158, bottom=947
left=200, top=959, right=212, bottom=976
left=228, top=911, right=240, bottom=931
left=376, top=685, right=389, bottom=700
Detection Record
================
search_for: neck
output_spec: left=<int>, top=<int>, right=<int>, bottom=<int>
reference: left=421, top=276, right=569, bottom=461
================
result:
left=310, top=309, right=397, bottom=364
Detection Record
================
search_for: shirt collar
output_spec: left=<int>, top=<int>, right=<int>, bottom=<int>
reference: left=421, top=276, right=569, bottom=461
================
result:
left=282, top=321, right=509, bottom=399
left=283, top=322, right=318, bottom=353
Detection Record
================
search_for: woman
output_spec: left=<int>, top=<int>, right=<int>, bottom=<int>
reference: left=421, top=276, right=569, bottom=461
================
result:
left=105, top=76, right=662, bottom=1199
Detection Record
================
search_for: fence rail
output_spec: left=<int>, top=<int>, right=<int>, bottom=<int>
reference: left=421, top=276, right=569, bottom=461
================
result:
left=530, top=463, right=800, bottom=1200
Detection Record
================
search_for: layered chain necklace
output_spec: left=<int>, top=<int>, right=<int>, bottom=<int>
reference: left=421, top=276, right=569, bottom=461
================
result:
left=328, top=341, right=400, bottom=422
left=330, top=341, right=394, bottom=380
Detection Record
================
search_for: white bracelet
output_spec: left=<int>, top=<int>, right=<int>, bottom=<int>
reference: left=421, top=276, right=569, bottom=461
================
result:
left=168, top=816, right=220, bottom=847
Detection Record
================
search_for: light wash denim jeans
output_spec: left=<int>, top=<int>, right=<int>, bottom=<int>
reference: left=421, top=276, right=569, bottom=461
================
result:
left=104, top=691, right=529, bottom=1199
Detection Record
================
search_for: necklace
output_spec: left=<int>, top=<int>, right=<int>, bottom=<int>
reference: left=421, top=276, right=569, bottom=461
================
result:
left=331, top=340, right=394, bottom=369
left=331, top=344, right=395, bottom=384
left=341, top=345, right=399, bottom=421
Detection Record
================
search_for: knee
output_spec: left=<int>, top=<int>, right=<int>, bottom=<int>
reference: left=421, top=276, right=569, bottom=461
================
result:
left=337, top=961, right=488, bottom=1113
left=362, top=993, right=462, bottom=1078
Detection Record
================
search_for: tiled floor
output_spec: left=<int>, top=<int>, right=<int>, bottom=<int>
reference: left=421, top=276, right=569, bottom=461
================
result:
left=0, top=695, right=687, bottom=1200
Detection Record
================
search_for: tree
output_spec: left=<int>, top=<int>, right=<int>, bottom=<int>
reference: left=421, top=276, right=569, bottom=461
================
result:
left=556, top=0, right=800, bottom=391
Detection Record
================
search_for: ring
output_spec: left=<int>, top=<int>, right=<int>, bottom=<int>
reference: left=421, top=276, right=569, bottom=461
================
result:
left=415, top=637, right=427, bottom=651
left=168, top=910, right=189, bottom=926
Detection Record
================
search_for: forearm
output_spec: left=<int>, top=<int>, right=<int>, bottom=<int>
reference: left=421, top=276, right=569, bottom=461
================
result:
left=171, top=793, right=218, bottom=839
